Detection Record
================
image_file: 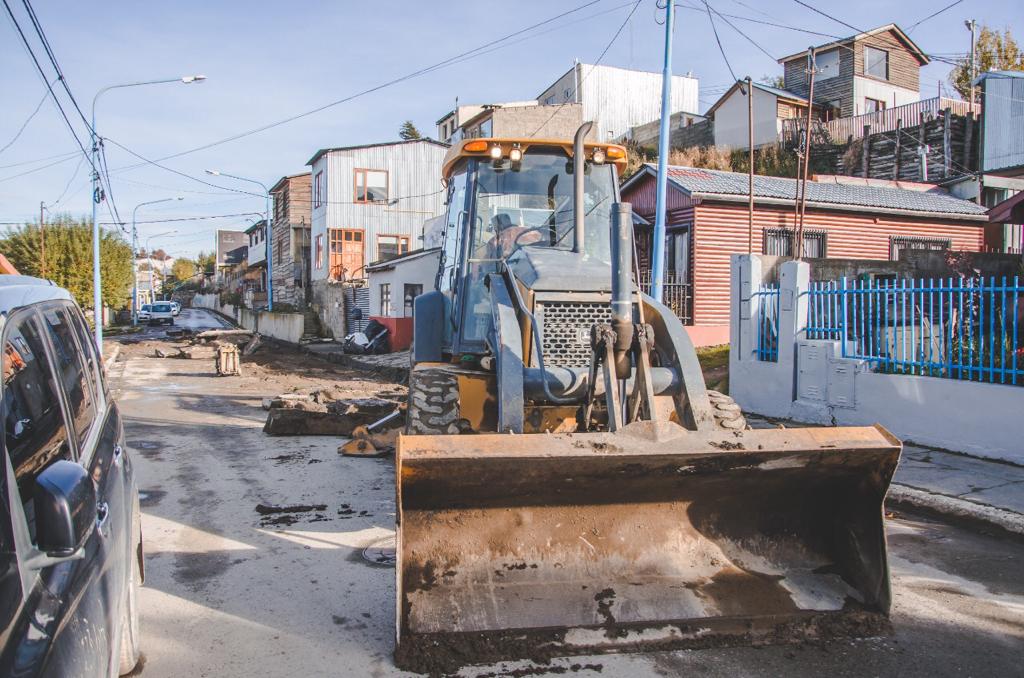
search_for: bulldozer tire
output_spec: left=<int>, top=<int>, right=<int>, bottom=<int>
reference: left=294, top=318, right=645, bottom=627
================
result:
left=406, top=368, right=460, bottom=435
left=707, top=390, right=747, bottom=431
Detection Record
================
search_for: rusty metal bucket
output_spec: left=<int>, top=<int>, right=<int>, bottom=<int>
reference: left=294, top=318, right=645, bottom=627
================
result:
left=394, top=422, right=901, bottom=672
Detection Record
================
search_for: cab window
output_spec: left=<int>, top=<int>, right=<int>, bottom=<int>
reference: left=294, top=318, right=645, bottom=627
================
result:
left=41, top=307, right=96, bottom=444
left=2, top=315, right=72, bottom=541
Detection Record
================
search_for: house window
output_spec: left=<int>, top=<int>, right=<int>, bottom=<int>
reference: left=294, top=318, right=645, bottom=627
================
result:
left=890, top=236, right=950, bottom=261
left=763, top=228, right=827, bottom=258
left=314, top=171, right=323, bottom=208
left=403, top=283, right=423, bottom=317
left=816, top=49, right=840, bottom=80
left=314, top=234, right=323, bottom=269
left=864, top=46, right=888, bottom=80
left=276, top=236, right=285, bottom=265
left=864, top=97, right=886, bottom=114
left=380, top=283, right=391, bottom=316
left=355, top=169, right=388, bottom=203
left=378, top=235, right=409, bottom=261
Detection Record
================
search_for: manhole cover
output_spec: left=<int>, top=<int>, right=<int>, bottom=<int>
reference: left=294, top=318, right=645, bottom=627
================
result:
left=362, top=536, right=396, bottom=567
left=135, top=441, right=160, bottom=450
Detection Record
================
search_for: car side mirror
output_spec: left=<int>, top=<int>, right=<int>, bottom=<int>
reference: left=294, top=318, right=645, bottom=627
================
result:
left=34, top=460, right=96, bottom=558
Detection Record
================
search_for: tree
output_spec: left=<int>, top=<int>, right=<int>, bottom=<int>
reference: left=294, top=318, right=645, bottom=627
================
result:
left=760, top=74, right=786, bottom=89
left=171, top=257, right=197, bottom=282
left=950, top=26, right=1024, bottom=101
left=196, top=250, right=216, bottom=275
left=0, top=214, right=133, bottom=310
left=399, top=120, right=422, bottom=140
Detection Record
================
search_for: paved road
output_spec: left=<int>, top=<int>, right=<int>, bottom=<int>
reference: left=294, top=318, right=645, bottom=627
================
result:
left=110, top=352, right=1024, bottom=677
left=134, top=307, right=231, bottom=339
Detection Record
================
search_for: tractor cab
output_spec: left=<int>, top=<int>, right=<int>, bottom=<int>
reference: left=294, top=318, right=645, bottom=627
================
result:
left=428, top=137, right=628, bottom=358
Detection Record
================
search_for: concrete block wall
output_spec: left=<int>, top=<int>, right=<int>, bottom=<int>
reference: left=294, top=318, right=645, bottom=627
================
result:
left=192, top=294, right=304, bottom=345
left=729, top=254, right=1024, bottom=463
left=310, top=279, right=347, bottom=339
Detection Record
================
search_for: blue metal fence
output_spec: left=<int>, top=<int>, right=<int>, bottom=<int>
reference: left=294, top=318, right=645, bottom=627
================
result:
left=806, top=276, right=1023, bottom=385
left=754, top=283, right=780, bottom=362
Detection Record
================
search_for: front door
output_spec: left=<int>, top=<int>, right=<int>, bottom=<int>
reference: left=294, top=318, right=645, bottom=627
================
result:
left=328, top=229, right=365, bottom=280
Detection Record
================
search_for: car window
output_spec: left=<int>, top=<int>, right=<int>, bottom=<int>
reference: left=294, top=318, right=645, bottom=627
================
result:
left=2, top=315, right=72, bottom=541
left=40, top=307, right=96, bottom=445
left=67, top=304, right=104, bottom=398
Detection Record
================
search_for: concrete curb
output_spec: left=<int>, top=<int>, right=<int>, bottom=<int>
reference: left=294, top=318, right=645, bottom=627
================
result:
left=888, top=483, right=1024, bottom=540
left=103, top=344, right=121, bottom=373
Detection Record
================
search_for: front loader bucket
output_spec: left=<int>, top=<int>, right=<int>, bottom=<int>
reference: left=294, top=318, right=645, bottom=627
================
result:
left=394, top=422, right=901, bottom=673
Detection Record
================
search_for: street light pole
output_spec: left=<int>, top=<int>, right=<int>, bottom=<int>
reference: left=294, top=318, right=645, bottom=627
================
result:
left=205, top=170, right=273, bottom=311
left=132, top=198, right=183, bottom=325
left=90, top=74, right=206, bottom=354
left=650, top=0, right=674, bottom=303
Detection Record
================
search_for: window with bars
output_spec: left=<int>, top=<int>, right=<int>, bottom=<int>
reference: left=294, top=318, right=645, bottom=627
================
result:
left=763, top=228, right=826, bottom=258
left=890, top=236, right=950, bottom=261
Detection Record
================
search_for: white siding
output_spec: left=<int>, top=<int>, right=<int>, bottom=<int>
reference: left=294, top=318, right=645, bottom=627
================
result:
left=367, top=250, right=441, bottom=318
left=537, top=63, right=700, bottom=141
left=851, top=77, right=919, bottom=115
left=310, top=141, right=447, bottom=281
left=982, top=74, right=1024, bottom=174
left=713, top=87, right=780, bottom=149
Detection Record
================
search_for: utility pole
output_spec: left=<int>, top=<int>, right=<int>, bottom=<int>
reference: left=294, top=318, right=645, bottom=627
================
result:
left=39, top=201, right=46, bottom=278
left=746, top=76, right=754, bottom=254
left=965, top=19, right=977, bottom=109
left=797, top=47, right=816, bottom=260
left=650, top=0, right=674, bottom=302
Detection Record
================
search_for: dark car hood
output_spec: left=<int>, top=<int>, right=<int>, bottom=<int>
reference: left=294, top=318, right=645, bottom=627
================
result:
left=506, top=247, right=613, bottom=293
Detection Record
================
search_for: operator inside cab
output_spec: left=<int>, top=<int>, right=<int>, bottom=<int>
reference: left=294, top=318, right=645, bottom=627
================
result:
left=486, top=213, right=542, bottom=259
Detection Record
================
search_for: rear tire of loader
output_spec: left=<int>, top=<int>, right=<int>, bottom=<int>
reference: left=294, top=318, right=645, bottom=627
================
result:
left=707, top=390, right=747, bottom=430
left=406, top=367, right=461, bottom=435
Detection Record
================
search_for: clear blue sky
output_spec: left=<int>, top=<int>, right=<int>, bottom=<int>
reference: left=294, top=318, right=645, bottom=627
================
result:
left=0, top=0, right=1020, bottom=258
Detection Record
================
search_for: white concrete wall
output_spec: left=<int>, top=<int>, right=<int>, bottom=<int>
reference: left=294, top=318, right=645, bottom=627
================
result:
left=713, top=86, right=780, bottom=150
left=193, top=294, right=304, bottom=344
left=729, top=254, right=1024, bottom=463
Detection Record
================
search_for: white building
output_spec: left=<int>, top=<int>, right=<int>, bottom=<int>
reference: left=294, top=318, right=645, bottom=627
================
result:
left=365, top=247, right=441, bottom=319
left=536, top=62, right=700, bottom=141
left=707, top=81, right=810, bottom=149
left=307, top=139, right=448, bottom=283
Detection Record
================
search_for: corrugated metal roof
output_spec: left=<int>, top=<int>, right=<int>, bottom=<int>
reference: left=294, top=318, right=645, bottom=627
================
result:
left=751, top=82, right=807, bottom=102
left=636, top=164, right=988, bottom=218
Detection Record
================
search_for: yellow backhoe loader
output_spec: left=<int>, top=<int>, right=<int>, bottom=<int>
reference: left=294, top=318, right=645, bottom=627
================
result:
left=395, top=124, right=901, bottom=672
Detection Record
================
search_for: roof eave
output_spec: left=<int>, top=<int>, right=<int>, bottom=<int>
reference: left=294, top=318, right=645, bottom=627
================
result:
left=691, top=191, right=988, bottom=221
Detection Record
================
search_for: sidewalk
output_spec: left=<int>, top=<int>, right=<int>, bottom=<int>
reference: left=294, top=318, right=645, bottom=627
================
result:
left=888, top=443, right=1024, bottom=538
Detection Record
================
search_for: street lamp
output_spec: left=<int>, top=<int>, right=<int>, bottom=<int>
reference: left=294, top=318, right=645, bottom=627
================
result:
left=205, top=169, right=273, bottom=311
left=90, top=74, right=206, bottom=354
left=132, top=198, right=183, bottom=325
left=145, top=230, right=177, bottom=304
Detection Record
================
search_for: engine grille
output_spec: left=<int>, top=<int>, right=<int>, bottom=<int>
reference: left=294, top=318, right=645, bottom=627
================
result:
left=536, top=301, right=609, bottom=368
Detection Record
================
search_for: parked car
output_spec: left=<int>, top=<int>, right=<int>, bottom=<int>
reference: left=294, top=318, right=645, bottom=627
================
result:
left=148, top=302, right=174, bottom=326
left=170, top=301, right=181, bottom=316
left=138, top=304, right=151, bottom=321
left=0, top=275, right=142, bottom=676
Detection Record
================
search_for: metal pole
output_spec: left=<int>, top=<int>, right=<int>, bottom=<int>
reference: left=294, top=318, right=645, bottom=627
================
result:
left=572, top=121, right=593, bottom=254
left=746, top=76, right=754, bottom=255
left=131, top=218, right=138, bottom=326
left=797, top=47, right=816, bottom=260
left=968, top=19, right=977, bottom=109
left=650, top=0, right=674, bottom=302
left=266, top=193, right=273, bottom=311
left=39, top=201, right=46, bottom=277
left=90, top=111, right=103, bottom=353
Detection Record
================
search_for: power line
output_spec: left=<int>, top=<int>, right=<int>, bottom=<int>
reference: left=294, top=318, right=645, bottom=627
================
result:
left=49, top=153, right=86, bottom=206
left=703, top=1, right=738, bottom=82
left=0, top=152, right=80, bottom=183
left=908, top=0, right=965, bottom=32
left=1, top=0, right=93, bottom=169
left=0, top=149, right=79, bottom=170
left=0, top=79, right=54, bottom=156
left=20, top=0, right=93, bottom=132
left=789, top=0, right=862, bottom=35
left=109, top=0, right=607, bottom=173
left=702, top=1, right=776, bottom=62
left=530, top=0, right=643, bottom=137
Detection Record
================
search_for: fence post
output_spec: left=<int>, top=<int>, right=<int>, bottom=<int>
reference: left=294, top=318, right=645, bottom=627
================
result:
left=732, top=253, right=762, bottom=362
left=779, top=258, right=809, bottom=361
left=840, top=276, right=849, bottom=357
